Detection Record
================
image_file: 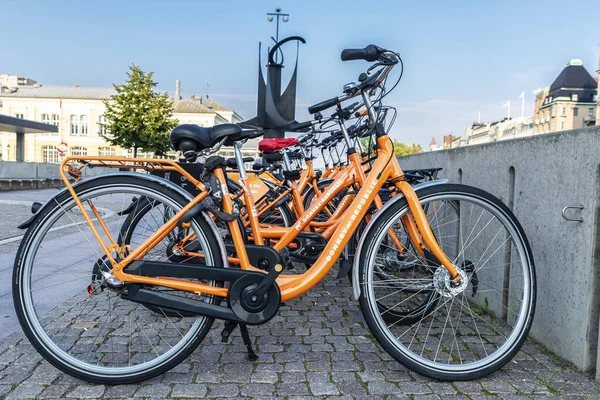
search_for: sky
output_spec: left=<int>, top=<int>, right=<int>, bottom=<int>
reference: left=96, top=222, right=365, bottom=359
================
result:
left=2, top=0, right=599, bottom=147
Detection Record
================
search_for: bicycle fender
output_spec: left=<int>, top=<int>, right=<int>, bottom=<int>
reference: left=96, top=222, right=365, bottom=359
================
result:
left=18, top=172, right=229, bottom=269
left=351, top=179, right=448, bottom=300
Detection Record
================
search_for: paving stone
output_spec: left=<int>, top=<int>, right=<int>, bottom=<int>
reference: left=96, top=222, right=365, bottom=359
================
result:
left=65, top=384, right=106, bottom=398
left=368, top=381, right=402, bottom=395
left=251, top=371, right=279, bottom=384
left=27, top=362, right=61, bottom=384
left=240, top=383, right=275, bottom=397
left=256, top=363, right=285, bottom=372
left=207, top=383, right=239, bottom=397
left=481, top=380, right=517, bottom=394
left=5, top=382, right=45, bottom=399
left=337, top=381, right=367, bottom=396
left=170, top=383, right=207, bottom=398
left=281, top=372, right=306, bottom=383
left=195, top=372, right=221, bottom=383
left=399, top=381, right=432, bottom=394
left=0, top=385, right=12, bottom=399
left=358, top=371, right=386, bottom=382
left=161, top=371, right=194, bottom=383
left=276, top=382, right=310, bottom=396
left=134, top=383, right=171, bottom=398
left=103, top=384, right=138, bottom=398
left=37, top=384, right=72, bottom=399
left=309, top=381, right=340, bottom=396
left=1, top=272, right=600, bottom=400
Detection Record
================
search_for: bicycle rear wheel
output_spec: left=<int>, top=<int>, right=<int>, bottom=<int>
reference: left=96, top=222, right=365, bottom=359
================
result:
left=358, top=183, right=535, bottom=380
left=13, top=175, right=224, bottom=384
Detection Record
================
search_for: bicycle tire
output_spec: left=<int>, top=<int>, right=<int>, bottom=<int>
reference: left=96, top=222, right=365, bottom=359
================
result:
left=13, top=174, right=225, bottom=384
left=358, top=183, right=536, bottom=381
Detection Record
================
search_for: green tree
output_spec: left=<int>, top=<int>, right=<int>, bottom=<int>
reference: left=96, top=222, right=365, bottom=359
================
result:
left=101, top=65, right=178, bottom=157
left=360, top=137, right=423, bottom=156
left=392, top=140, right=423, bottom=156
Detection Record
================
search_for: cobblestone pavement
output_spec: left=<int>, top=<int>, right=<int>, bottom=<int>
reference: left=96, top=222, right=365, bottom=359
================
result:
left=0, top=276, right=599, bottom=399
left=1, top=189, right=600, bottom=399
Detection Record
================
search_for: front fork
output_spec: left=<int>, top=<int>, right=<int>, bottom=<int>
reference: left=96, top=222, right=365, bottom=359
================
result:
left=395, top=181, right=461, bottom=282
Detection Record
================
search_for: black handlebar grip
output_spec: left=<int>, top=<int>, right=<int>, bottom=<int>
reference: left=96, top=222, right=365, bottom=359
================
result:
left=340, top=44, right=380, bottom=62
left=308, top=97, right=339, bottom=114
left=290, top=120, right=312, bottom=131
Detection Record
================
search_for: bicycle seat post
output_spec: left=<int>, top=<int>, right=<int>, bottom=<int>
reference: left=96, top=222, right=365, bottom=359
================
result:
left=282, top=150, right=293, bottom=172
left=233, top=141, right=248, bottom=181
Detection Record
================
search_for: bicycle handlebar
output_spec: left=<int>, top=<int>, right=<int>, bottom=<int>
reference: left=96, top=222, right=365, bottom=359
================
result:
left=290, top=120, right=313, bottom=131
left=340, top=44, right=381, bottom=62
left=308, top=97, right=340, bottom=115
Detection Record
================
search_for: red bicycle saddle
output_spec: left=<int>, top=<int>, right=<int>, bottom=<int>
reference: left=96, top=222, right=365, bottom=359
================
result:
left=258, top=138, right=300, bottom=153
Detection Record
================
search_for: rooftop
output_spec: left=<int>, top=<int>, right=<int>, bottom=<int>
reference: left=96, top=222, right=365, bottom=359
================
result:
left=203, top=99, right=231, bottom=112
left=173, top=98, right=213, bottom=114
left=0, top=85, right=116, bottom=100
left=545, top=61, right=597, bottom=104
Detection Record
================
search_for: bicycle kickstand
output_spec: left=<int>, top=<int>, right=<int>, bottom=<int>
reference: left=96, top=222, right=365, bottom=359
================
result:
left=239, top=324, right=259, bottom=361
left=220, top=322, right=258, bottom=361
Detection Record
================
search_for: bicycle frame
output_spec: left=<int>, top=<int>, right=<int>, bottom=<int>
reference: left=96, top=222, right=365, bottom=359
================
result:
left=58, top=133, right=459, bottom=304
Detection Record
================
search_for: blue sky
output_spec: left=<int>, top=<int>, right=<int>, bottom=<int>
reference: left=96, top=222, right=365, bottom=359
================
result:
left=3, top=0, right=599, bottom=146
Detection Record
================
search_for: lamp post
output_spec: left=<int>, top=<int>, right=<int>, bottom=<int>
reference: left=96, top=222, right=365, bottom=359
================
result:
left=266, top=8, right=289, bottom=63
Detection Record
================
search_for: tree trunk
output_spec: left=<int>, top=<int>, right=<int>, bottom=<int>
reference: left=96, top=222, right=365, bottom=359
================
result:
left=133, top=147, right=137, bottom=158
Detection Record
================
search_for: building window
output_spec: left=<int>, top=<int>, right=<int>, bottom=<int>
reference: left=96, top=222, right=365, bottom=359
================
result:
left=560, top=121, right=565, bottom=130
left=551, top=108, right=556, bottom=117
left=71, top=146, right=87, bottom=157
left=70, top=115, right=79, bottom=135
left=14, top=113, right=24, bottom=119
left=52, top=114, right=60, bottom=128
left=80, top=115, right=88, bottom=136
left=571, top=93, right=578, bottom=101
left=589, top=108, right=595, bottom=117
left=41, top=113, right=50, bottom=124
left=98, top=115, right=107, bottom=135
left=561, top=107, right=566, bottom=116
left=98, top=147, right=115, bottom=156
left=42, top=146, right=59, bottom=163
left=574, top=108, right=578, bottom=117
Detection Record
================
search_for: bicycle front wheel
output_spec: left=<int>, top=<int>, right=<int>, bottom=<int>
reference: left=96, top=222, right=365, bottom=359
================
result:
left=358, top=183, right=535, bottom=380
left=13, top=174, right=224, bottom=384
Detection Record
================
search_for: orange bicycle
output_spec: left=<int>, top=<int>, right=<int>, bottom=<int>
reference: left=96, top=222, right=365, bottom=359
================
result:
left=13, top=45, right=535, bottom=383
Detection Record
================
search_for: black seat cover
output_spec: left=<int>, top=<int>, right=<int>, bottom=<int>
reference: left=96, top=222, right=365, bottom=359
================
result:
left=226, top=157, right=254, bottom=169
left=170, top=123, right=243, bottom=152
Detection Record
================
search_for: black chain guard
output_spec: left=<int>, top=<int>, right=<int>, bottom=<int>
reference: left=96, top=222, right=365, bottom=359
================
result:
left=228, top=275, right=281, bottom=325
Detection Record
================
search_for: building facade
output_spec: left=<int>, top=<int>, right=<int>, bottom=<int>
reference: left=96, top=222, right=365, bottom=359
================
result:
left=0, top=74, right=37, bottom=90
left=452, top=117, right=533, bottom=148
left=533, top=59, right=597, bottom=133
left=0, top=82, right=252, bottom=163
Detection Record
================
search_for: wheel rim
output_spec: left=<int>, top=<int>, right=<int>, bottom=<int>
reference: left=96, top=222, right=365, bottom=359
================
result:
left=18, top=185, right=216, bottom=377
left=364, top=191, right=533, bottom=373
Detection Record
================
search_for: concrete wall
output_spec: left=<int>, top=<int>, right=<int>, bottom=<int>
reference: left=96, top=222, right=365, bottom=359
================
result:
left=398, top=125, right=600, bottom=375
left=0, top=161, right=113, bottom=190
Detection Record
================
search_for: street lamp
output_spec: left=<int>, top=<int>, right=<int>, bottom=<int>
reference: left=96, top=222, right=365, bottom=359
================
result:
left=266, top=8, right=289, bottom=63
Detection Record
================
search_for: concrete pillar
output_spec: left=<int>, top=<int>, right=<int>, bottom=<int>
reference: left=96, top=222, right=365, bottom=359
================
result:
left=1, top=134, right=8, bottom=161
left=596, top=50, right=599, bottom=126
left=175, top=80, right=181, bottom=102
left=15, top=132, right=24, bottom=162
